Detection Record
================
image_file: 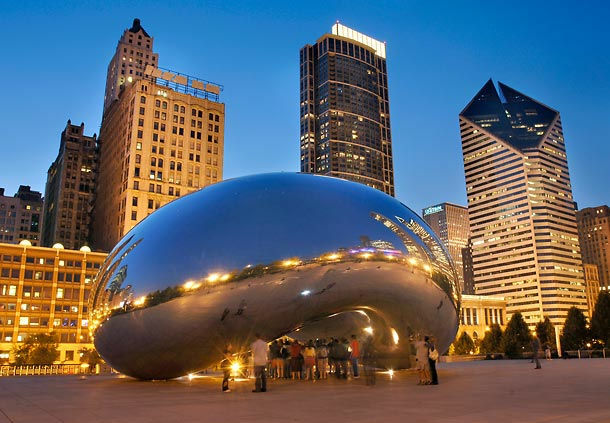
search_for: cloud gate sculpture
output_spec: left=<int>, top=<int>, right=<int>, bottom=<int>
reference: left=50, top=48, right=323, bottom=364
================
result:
left=91, top=173, right=460, bottom=380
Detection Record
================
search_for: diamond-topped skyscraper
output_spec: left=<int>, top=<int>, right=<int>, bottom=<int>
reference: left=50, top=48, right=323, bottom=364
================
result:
left=300, top=23, right=394, bottom=196
left=459, top=80, right=587, bottom=327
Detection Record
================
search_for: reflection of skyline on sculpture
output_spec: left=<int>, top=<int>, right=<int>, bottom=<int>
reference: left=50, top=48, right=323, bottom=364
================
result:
left=93, top=173, right=459, bottom=302
left=91, top=173, right=460, bottom=379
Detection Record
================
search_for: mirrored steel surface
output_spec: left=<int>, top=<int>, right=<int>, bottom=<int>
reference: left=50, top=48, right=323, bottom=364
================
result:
left=90, top=173, right=460, bottom=379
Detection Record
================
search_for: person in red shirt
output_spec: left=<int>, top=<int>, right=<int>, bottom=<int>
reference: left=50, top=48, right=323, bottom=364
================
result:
left=350, top=334, right=360, bottom=378
left=290, top=340, right=302, bottom=380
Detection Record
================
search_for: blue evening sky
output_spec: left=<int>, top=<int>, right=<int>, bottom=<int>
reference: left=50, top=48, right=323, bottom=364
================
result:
left=0, top=0, right=608, bottom=214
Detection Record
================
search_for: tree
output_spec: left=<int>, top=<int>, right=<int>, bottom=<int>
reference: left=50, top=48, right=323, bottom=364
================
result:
left=560, top=307, right=589, bottom=351
left=535, top=317, right=556, bottom=349
left=479, top=324, right=503, bottom=354
left=452, top=331, right=475, bottom=355
left=501, top=312, right=531, bottom=358
left=13, top=333, right=60, bottom=365
left=590, top=291, right=610, bottom=347
left=79, top=348, right=102, bottom=372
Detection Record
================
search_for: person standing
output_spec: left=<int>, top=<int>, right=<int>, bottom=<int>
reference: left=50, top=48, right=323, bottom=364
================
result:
left=413, top=335, right=430, bottom=385
left=328, top=338, right=338, bottom=377
left=221, top=343, right=232, bottom=392
left=316, top=339, right=328, bottom=380
left=426, top=336, right=439, bottom=385
left=251, top=333, right=269, bottom=392
left=303, top=341, right=316, bottom=381
left=531, top=337, right=542, bottom=369
left=290, top=340, right=302, bottom=380
left=269, top=340, right=281, bottom=378
left=340, top=338, right=350, bottom=379
left=350, top=334, right=360, bottom=379
left=544, top=343, right=552, bottom=360
left=281, top=339, right=291, bottom=378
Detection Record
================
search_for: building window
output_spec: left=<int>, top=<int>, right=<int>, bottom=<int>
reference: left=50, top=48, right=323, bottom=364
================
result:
left=131, top=211, right=137, bottom=220
left=132, top=197, right=138, bottom=206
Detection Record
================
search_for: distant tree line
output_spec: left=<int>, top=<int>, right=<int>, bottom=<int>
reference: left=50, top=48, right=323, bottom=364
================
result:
left=451, top=290, right=610, bottom=357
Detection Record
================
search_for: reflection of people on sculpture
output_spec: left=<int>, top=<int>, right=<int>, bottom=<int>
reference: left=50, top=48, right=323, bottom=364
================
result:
left=350, top=334, right=361, bottom=379
left=361, top=335, right=377, bottom=385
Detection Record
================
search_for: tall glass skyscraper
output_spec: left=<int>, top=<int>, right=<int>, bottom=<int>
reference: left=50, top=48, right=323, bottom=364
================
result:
left=460, top=80, right=587, bottom=328
left=300, top=23, right=394, bottom=196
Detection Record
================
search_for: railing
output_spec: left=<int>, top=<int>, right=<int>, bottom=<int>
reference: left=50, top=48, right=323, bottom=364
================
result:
left=563, top=349, right=607, bottom=359
left=0, top=364, right=114, bottom=377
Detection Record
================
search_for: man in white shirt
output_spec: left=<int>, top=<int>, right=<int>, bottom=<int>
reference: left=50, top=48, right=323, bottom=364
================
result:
left=251, top=333, right=269, bottom=392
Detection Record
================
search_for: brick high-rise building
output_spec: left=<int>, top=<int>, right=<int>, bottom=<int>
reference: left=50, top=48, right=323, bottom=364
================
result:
left=422, top=203, right=469, bottom=293
left=42, top=121, right=98, bottom=250
left=103, top=18, right=159, bottom=112
left=0, top=187, right=43, bottom=246
left=300, top=23, right=394, bottom=195
left=576, top=206, right=610, bottom=289
left=459, top=80, right=587, bottom=327
left=92, top=19, right=224, bottom=252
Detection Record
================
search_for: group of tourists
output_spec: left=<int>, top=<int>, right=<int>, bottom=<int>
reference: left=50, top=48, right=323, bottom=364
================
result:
left=222, top=333, right=438, bottom=392
left=267, top=335, right=365, bottom=382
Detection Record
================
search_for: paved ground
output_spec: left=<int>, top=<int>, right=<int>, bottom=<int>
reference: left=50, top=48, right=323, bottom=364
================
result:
left=0, top=359, right=609, bottom=422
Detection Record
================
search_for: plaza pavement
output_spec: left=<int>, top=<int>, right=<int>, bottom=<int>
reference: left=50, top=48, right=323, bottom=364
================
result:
left=0, top=359, right=608, bottom=422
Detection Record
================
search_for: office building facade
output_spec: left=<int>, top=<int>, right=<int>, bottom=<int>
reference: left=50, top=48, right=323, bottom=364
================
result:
left=0, top=187, right=43, bottom=246
left=300, top=23, right=394, bottom=195
left=459, top=80, right=587, bottom=327
left=93, top=19, right=224, bottom=252
left=42, top=121, right=98, bottom=250
left=422, top=203, right=469, bottom=293
left=0, top=242, right=106, bottom=364
left=576, top=206, right=610, bottom=289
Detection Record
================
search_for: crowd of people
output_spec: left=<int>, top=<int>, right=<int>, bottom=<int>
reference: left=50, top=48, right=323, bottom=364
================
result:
left=265, top=334, right=366, bottom=383
left=220, top=333, right=440, bottom=392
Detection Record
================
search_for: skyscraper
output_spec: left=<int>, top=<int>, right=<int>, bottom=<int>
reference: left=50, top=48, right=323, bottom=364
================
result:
left=0, top=186, right=43, bottom=245
left=42, top=120, right=98, bottom=250
left=459, top=79, right=587, bottom=327
left=92, top=19, right=224, bottom=252
left=583, top=263, right=601, bottom=317
left=103, top=18, right=159, bottom=112
left=576, top=206, right=610, bottom=289
left=422, top=203, right=469, bottom=293
left=300, top=23, right=394, bottom=195
left=461, top=238, right=475, bottom=295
